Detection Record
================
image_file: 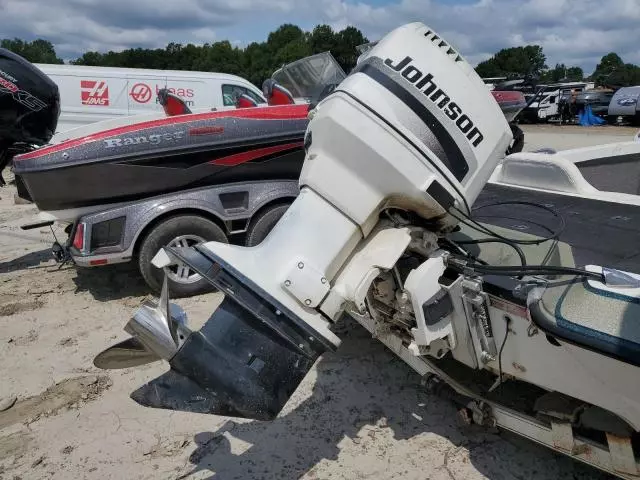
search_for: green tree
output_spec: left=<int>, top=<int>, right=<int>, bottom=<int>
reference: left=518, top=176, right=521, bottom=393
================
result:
left=72, top=51, right=105, bottom=66
left=4, top=23, right=370, bottom=88
left=591, top=53, right=638, bottom=87
left=266, top=24, right=306, bottom=55
left=566, top=66, right=584, bottom=81
left=335, top=26, right=368, bottom=72
left=540, top=63, right=583, bottom=82
left=274, top=40, right=311, bottom=66
left=605, top=63, right=640, bottom=88
left=194, top=41, right=243, bottom=75
left=242, top=41, right=272, bottom=86
left=540, top=63, right=566, bottom=82
left=309, top=25, right=338, bottom=54
left=1, top=38, right=63, bottom=64
left=475, top=45, right=547, bottom=78
left=594, top=52, right=624, bottom=77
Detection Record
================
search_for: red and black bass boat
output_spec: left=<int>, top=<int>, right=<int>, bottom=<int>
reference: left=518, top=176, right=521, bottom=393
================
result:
left=10, top=53, right=345, bottom=221
left=13, top=103, right=309, bottom=215
left=12, top=75, right=311, bottom=216
left=3, top=43, right=311, bottom=215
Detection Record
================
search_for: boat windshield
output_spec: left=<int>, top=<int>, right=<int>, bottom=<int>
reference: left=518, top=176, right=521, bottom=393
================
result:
left=271, top=52, right=347, bottom=102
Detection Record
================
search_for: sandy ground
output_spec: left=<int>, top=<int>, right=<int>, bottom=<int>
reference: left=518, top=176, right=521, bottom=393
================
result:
left=1, top=124, right=636, bottom=480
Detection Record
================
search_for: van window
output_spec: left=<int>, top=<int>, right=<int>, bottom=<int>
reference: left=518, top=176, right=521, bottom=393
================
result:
left=549, top=96, right=556, bottom=104
left=222, top=84, right=266, bottom=106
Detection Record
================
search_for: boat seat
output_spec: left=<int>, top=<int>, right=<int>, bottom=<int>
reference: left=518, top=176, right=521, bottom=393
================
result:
left=262, top=79, right=295, bottom=106
left=529, top=278, right=640, bottom=367
left=497, top=142, right=640, bottom=199
left=235, top=93, right=258, bottom=109
left=157, top=88, right=192, bottom=116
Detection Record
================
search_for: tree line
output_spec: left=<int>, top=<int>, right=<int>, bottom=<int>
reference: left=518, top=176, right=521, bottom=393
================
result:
left=2, top=24, right=367, bottom=87
left=3, top=24, right=640, bottom=88
left=475, top=45, right=640, bottom=87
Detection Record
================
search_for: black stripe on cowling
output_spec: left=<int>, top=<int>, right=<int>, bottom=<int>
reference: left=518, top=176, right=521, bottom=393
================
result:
left=333, top=88, right=471, bottom=214
left=355, top=63, right=469, bottom=183
left=426, top=181, right=455, bottom=211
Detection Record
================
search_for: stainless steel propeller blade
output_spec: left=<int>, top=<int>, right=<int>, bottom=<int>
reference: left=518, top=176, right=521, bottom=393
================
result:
left=94, top=268, right=191, bottom=370
left=93, top=337, right=161, bottom=369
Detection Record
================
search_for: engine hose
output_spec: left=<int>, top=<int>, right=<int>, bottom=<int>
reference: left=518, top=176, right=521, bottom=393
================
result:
left=455, top=262, right=604, bottom=282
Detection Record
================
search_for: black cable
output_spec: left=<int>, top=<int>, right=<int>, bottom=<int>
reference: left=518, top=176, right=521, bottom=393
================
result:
left=451, top=208, right=563, bottom=246
left=475, top=264, right=602, bottom=277
left=466, top=213, right=560, bottom=266
left=450, top=261, right=604, bottom=282
left=455, top=238, right=526, bottom=267
left=440, top=238, right=488, bottom=265
left=450, top=201, right=566, bottom=246
left=470, top=214, right=556, bottom=236
left=540, top=238, right=559, bottom=266
left=472, top=201, right=566, bottom=238
left=498, top=316, right=511, bottom=395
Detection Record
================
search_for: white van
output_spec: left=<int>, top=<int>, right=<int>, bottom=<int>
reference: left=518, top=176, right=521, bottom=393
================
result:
left=34, top=64, right=267, bottom=132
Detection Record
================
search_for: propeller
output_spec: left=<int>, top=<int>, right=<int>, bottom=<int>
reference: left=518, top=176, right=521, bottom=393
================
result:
left=93, top=272, right=190, bottom=370
left=93, top=337, right=160, bottom=369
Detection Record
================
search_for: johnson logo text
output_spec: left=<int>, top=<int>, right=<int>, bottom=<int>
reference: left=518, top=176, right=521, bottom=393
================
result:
left=384, top=56, right=484, bottom=147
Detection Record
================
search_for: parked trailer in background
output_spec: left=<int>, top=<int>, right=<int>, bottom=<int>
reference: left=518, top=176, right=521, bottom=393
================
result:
left=522, top=82, right=588, bottom=123
left=33, top=64, right=267, bottom=132
left=608, top=86, right=640, bottom=124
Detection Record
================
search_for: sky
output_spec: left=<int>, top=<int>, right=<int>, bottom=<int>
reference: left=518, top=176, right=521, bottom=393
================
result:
left=1, top=0, right=639, bottom=74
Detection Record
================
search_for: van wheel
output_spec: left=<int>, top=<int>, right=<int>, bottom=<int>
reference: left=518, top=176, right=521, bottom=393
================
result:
left=138, top=215, right=227, bottom=298
left=245, top=203, right=291, bottom=247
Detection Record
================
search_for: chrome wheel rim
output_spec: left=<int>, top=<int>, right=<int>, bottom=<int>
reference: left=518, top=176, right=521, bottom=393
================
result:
left=165, top=234, right=206, bottom=284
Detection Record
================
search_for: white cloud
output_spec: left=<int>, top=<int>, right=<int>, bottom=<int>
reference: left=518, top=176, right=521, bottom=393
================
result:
left=315, top=0, right=640, bottom=72
left=2, top=0, right=639, bottom=73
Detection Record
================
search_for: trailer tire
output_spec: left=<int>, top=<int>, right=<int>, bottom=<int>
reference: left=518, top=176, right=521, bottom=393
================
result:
left=245, top=203, right=291, bottom=247
left=138, top=215, right=227, bottom=298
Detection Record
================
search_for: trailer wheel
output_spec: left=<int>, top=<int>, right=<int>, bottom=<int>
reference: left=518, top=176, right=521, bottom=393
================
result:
left=138, top=215, right=227, bottom=298
left=245, top=203, right=291, bottom=247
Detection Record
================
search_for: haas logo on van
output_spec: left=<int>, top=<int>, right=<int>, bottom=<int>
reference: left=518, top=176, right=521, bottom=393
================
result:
left=130, top=83, right=153, bottom=103
left=81, top=80, right=110, bottom=106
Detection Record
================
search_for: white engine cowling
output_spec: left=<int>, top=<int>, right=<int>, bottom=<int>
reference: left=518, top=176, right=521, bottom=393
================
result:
left=302, top=22, right=512, bottom=235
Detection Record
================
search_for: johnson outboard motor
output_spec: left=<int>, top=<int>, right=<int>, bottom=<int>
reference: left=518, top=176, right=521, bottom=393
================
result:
left=0, top=48, right=60, bottom=185
left=95, top=22, right=512, bottom=421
